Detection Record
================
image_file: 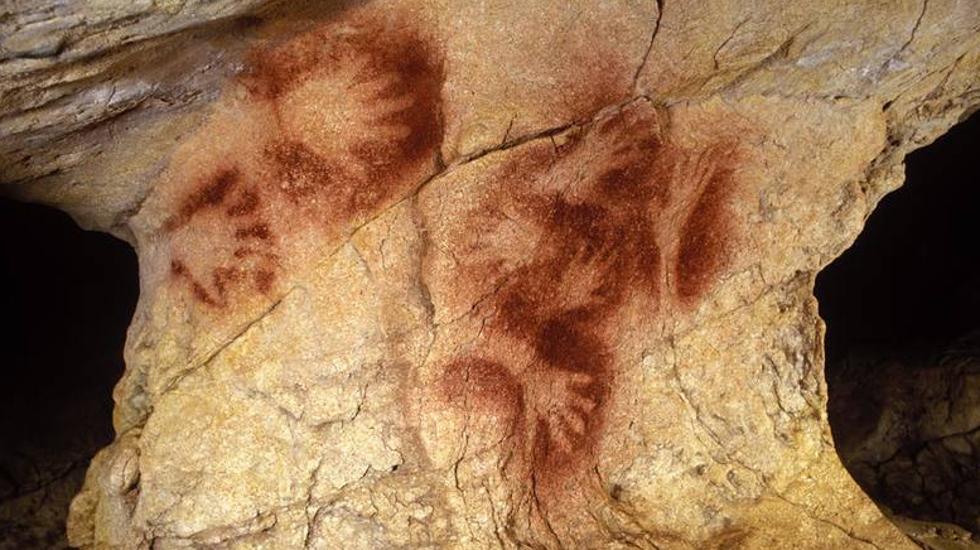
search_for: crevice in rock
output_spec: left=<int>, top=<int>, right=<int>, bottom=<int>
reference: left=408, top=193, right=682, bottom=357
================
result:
left=161, top=289, right=290, bottom=399
left=0, top=197, right=138, bottom=548
left=817, top=112, right=980, bottom=544
left=772, top=493, right=884, bottom=550
left=631, top=0, right=663, bottom=91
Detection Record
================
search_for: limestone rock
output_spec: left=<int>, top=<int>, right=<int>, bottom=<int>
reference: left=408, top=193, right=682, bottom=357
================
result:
left=1, top=0, right=979, bottom=548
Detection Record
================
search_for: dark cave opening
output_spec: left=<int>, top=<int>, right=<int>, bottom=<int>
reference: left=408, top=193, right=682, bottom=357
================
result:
left=0, top=199, right=138, bottom=548
left=817, top=112, right=980, bottom=537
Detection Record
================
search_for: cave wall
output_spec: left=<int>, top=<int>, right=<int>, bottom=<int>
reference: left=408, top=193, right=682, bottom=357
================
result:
left=1, top=0, right=979, bottom=548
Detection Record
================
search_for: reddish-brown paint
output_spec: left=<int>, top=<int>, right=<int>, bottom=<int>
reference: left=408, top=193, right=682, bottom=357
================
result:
left=159, top=7, right=746, bottom=543
left=163, top=164, right=280, bottom=308
left=242, top=18, right=444, bottom=182
left=432, top=105, right=743, bottom=532
left=163, top=167, right=241, bottom=232
left=675, top=148, right=739, bottom=304
left=163, top=11, right=444, bottom=310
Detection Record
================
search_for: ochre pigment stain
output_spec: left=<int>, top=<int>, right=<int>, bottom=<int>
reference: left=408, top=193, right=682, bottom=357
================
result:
left=431, top=104, right=742, bottom=528
left=162, top=10, right=444, bottom=309
left=164, top=167, right=281, bottom=308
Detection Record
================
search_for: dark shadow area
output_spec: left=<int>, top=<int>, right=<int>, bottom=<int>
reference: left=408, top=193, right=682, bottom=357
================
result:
left=0, top=199, right=138, bottom=549
left=819, top=112, right=980, bottom=542
left=819, top=113, right=980, bottom=363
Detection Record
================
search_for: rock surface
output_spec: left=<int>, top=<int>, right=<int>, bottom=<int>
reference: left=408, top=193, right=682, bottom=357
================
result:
left=1, top=0, right=979, bottom=548
left=831, top=332, right=980, bottom=549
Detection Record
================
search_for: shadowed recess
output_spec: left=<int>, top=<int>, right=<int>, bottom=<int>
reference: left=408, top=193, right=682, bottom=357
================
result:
left=820, top=112, right=980, bottom=535
left=0, top=198, right=138, bottom=548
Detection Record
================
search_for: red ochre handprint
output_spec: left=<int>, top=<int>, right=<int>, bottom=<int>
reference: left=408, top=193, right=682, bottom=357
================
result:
left=525, top=367, right=599, bottom=453
left=441, top=323, right=607, bottom=472
left=161, top=11, right=444, bottom=310
left=436, top=104, right=743, bottom=507
left=242, top=13, right=442, bottom=212
left=165, top=168, right=280, bottom=308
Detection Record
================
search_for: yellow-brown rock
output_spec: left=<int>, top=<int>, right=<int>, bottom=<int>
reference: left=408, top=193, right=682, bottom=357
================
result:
left=1, top=0, right=979, bottom=548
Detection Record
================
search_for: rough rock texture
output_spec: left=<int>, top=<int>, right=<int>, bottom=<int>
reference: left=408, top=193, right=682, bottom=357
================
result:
left=1, top=0, right=979, bottom=548
left=0, top=449, right=90, bottom=550
left=831, top=332, right=980, bottom=549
